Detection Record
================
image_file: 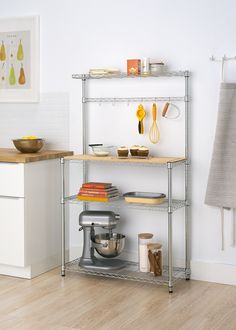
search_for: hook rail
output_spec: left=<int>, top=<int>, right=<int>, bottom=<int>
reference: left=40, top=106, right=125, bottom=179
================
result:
left=210, top=54, right=236, bottom=82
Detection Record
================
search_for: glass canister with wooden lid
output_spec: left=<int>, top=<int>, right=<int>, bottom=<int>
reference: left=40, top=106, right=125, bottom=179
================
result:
left=147, top=243, right=162, bottom=276
left=138, top=233, right=153, bottom=272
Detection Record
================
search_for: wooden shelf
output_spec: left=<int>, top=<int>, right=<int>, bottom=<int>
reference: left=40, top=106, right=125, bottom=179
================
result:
left=64, top=154, right=186, bottom=166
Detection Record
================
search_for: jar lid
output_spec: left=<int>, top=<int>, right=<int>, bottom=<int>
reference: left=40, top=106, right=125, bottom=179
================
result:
left=147, top=243, right=162, bottom=250
left=150, top=62, right=164, bottom=66
left=138, top=233, right=153, bottom=239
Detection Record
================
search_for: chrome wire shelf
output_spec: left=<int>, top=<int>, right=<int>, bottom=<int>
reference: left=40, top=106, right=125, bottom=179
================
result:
left=66, top=259, right=185, bottom=286
left=66, top=196, right=186, bottom=212
left=67, top=160, right=186, bottom=168
left=72, top=71, right=188, bottom=80
left=67, top=161, right=186, bottom=168
left=84, top=96, right=185, bottom=103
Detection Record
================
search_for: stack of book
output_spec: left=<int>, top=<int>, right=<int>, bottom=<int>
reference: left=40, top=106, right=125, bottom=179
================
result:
left=77, top=182, right=120, bottom=202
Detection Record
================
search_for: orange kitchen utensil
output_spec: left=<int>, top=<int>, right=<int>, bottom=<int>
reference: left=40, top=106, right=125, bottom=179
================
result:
left=149, top=103, right=160, bottom=144
left=136, top=104, right=146, bottom=134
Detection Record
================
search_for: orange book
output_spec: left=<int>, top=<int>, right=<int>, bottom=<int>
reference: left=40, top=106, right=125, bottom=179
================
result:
left=127, top=59, right=141, bottom=76
left=77, top=195, right=110, bottom=202
left=82, top=182, right=112, bottom=189
left=79, top=188, right=118, bottom=195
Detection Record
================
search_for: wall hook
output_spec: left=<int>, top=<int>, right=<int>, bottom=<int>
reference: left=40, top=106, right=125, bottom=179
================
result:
left=210, top=54, right=236, bottom=82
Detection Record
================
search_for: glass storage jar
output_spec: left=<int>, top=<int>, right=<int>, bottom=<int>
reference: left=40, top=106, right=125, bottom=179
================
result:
left=147, top=243, right=162, bottom=276
left=138, top=233, right=153, bottom=272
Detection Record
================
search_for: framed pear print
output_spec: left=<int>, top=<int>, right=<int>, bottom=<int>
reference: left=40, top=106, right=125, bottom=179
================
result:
left=0, top=16, right=39, bottom=102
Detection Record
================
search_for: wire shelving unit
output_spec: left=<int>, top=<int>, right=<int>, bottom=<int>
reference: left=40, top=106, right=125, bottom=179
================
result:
left=61, top=71, right=191, bottom=293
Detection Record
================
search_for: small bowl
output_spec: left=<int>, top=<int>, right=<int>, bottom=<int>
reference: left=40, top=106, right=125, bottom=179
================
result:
left=12, top=139, right=44, bottom=153
left=94, top=233, right=125, bottom=258
left=89, top=145, right=115, bottom=156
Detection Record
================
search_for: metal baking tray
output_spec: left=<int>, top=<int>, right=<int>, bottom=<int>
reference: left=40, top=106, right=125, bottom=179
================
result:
left=123, top=192, right=166, bottom=204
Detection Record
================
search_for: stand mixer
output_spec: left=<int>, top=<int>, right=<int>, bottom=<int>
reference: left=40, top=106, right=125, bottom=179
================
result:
left=79, top=210, right=126, bottom=270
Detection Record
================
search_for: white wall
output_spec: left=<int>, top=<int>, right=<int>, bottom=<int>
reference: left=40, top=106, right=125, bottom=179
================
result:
left=2, top=0, right=236, bottom=284
left=0, top=93, right=69, bottom=149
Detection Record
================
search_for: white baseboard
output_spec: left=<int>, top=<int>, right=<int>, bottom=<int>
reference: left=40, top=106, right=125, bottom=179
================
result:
left=191, top=260, right=236, bottom=286
left=0, top=252, right=65, bottom=279
left=0, top=264, right=32, bottom=279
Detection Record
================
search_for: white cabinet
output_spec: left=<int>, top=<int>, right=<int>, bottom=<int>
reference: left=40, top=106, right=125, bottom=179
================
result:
left=0, top=197, right=25, bottom=267
left=0, top=159, right=62, bottom=279
left=0, top=163, right=24, bottom=197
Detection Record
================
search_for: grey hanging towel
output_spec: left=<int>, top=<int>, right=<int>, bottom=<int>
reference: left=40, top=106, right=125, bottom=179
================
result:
left=205, top=83, right=236, bottom=208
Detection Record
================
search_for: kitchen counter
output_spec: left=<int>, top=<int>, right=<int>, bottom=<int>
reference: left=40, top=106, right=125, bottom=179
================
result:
left=0, top=147, right=73, bottom=279
left=0, top=148, right=73, bottom=163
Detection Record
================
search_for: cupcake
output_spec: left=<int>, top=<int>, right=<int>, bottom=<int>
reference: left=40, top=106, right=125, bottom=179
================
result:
left=117, top=146, right=129, bottom=157
left=137, top=146, right=149, bottom=157
left=130, top=145, right=140, bottom=156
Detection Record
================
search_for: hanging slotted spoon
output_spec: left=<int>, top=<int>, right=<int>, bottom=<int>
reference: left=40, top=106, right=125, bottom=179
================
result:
left=149, top=103, right=160, bottom=144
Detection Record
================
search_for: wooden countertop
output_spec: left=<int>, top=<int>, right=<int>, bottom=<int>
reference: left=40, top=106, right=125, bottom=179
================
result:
left=65, top=154, right=186, bottom=165
left=0, top=148, right=73, bottom=163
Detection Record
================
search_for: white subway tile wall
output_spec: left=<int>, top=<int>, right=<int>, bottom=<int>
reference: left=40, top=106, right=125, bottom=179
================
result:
left=0, top=93, right=69, bottom=150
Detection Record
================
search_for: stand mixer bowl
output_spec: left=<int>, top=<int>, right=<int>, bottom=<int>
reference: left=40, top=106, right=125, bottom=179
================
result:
left=94, top=233, right=125, bottom=258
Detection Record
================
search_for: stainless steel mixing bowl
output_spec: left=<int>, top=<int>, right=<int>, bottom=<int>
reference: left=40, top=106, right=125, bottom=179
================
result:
left=94, top=233, right=125, bottom=258
left=12, top=139, right=44, bottom=153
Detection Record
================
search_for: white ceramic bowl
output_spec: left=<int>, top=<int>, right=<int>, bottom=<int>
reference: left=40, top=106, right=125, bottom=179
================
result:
left=90, top=145, right=115, bottom=156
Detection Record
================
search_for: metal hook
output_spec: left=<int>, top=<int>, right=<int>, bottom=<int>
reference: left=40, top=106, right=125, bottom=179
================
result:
left=210, top=54, right=236, bottom=82
left=209, top=55, right=215, bottom=61
left=221, top=54, right=226, bottom=82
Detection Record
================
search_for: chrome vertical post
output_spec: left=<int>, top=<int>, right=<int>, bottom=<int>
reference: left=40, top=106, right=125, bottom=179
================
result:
left=167, top=162, right=173, bottom=293
left=60, top=157, right=65, bottom=276
left=184, top=71, right=191, bottom=280
left=82, top=76, right=88, bottom=211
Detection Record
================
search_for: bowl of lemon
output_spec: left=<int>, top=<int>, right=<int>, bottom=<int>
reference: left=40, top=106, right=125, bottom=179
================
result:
left=13, top=136, right=45, bottom=153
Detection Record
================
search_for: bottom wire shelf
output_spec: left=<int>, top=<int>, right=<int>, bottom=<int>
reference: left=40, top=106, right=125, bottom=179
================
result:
left=65, top=258, right=186, bottom=286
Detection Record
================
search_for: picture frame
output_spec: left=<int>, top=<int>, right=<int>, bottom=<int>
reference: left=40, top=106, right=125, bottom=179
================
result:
left=0, top=16, right=39, bottom=103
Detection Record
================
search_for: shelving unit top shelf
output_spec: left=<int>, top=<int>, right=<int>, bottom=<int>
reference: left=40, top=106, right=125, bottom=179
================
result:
left=72, top=71, right=189, bottom=80
left=64, top=154, right=186, bottom=166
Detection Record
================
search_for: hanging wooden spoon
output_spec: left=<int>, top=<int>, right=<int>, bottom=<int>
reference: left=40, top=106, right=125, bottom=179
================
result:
left=136, top=104, right=146, bottom=134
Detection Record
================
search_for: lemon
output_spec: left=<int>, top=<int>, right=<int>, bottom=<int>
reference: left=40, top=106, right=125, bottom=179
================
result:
left=22, top=135, right=38, bottom=140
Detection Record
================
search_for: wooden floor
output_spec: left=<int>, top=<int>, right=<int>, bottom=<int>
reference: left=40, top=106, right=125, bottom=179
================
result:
left=0, top=269, right=236, bottom=330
